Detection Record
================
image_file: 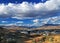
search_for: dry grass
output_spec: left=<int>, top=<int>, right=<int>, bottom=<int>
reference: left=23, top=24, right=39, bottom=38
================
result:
left=45, top=34, right=60, bottom=43
left=24, top=34, right=60, bottom=43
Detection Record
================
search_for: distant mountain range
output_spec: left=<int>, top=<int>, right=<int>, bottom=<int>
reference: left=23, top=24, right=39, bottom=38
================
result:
left=43, top=24, right=60, bottom=26
left=0, top=24, right=60, bottom=33
left=0, top=24, right=60, bottom=30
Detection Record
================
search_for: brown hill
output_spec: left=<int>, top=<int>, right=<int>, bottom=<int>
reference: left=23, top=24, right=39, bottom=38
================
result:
left=35, top=25, right=60, bottom=30
left=3, top=25, right=60, bottom=31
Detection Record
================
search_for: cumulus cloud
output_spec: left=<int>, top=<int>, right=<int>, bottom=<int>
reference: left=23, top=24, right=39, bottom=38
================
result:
left=0, top=20, right=24, bottom=26
left=1, top=16, right=60, bottom=26
left=32, top=16, right=60, bottom=26
left=32, top=19, right=40, bottom=26
left=49, top=16, right=60, bottom=24
left=0, top=0, right=60, bottom=26
left=16, top=21, right=23, bottom=24
left=33, top=19, right=39, bottom=23
left=2, top=21, right=7, bottom=23
left=0, top=0, right=60, bottom=18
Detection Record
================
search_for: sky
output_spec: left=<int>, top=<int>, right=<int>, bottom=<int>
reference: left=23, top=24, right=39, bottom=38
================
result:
left=0, top=0, right=60, bottom=27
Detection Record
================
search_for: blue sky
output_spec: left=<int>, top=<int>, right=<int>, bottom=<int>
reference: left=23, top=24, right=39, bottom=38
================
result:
left=0, top=0, right=47, bottom=3
left=0, top=0, right=60, bottom=26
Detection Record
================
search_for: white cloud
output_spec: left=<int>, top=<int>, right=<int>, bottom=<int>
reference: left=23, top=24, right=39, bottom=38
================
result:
left=12, top=17, right=33, bottom=19
left=16, top=21, right=23, bottom=24
left=0, top=23, right=15, bottom=26
left=0, top=0, right=60, bottom=18
left=0, top=0, right=60, bottom=26
left=33, top=19, right=39, bottom=23
left=41, top=18, right=51, bottom=24
left=5, top=24, right=15, bottom=26
left=32, top=19, right=40, bottom=26
left=2, top=21, right=7, bottom=23
left=49, top=16, right=60, bottom=24
left=31, top=16, right=60, bottom=26
left=1, top=16, right=60, bottom=26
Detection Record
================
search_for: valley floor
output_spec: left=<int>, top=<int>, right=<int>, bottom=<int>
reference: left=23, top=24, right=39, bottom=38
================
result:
left=23, top=34, right=60, bottom=43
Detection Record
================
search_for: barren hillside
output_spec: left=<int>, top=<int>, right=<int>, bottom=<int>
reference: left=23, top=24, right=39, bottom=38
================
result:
left=3, top=25, right=60, bottom=31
